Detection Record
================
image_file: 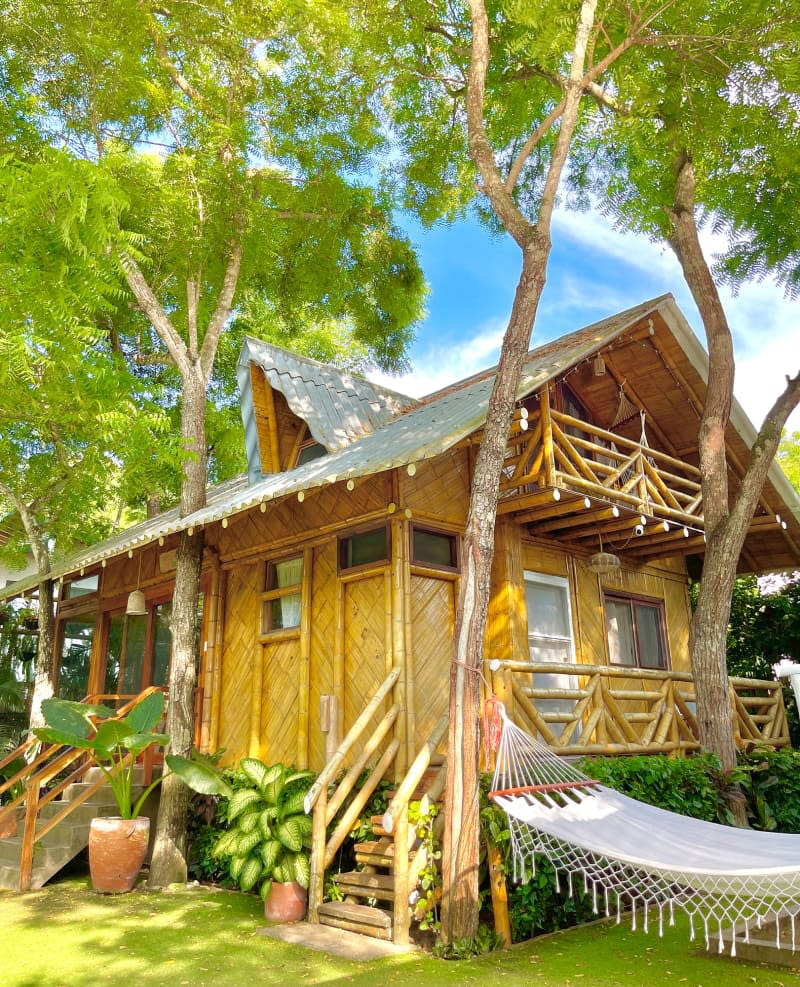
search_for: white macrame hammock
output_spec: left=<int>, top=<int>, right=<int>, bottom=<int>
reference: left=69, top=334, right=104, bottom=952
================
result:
left=489, top=706, right=800, bottom=956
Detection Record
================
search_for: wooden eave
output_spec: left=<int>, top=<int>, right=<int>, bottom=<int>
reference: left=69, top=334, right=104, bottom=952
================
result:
left=493, top=308, right=800, bottom=574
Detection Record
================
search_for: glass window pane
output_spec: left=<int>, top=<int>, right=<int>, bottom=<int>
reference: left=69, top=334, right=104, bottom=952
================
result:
left=269, top=557, right=303, bottom=590
left=525, top=582, right=570, bottom=639
left=121, top=614, right=147, bottom=694
left=152, top=603, right=173, bottom=686
left=104, top=614, right=125, bottom=695
left=270, top=593, right=301, bottom=630
left=636, top=604, right=666, bottom=669
left=412, top=529, right=457, bottom=568
left=58, top=615, right=96, bottom=701
left=64, top=574, right=98, bottom=599
left=340, top=528, right=388, bottom=569
left=606, top=600, right=635, bottom=665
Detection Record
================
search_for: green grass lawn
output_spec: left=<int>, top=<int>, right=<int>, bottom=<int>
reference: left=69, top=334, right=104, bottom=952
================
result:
left=2, top=875, right=800, bottom=987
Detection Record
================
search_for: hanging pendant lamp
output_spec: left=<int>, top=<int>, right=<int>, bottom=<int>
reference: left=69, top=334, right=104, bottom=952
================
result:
left=126, top=556, right=147, bottom=615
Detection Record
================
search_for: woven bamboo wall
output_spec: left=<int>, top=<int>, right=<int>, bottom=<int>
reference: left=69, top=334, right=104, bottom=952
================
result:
left=401, top=449, right=471, bottom=522
left=309, top=542, right=336, bottom=769
left=409, top=574, right=455, bottom=750
left=261, top=637, right=300, bottom=764
left=217, top=562, right=261, bottom=764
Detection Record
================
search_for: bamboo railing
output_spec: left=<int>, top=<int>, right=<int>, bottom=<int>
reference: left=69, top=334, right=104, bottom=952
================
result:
left=489, top=660, right=790, bottom=756
left=305, top=667, right=401, bottom=923
left=499, top=397, right=704, bottom=526
left=381, top=711, right=448, bottom=945
left=0, top=688, right=164, bottom=892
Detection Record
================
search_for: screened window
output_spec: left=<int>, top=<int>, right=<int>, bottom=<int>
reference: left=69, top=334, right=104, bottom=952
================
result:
left=64, top=574, right=99, bottom=599
left=339, top=527, right=389, bottom=571
left=411, top=527, right=459, bottom=570
left=263, top=556, right=303, bottom=632
left=524, top=572, right=575, bottom=663
left=605, top=594, right=668, bottom=669
left=57, top=614, right=96, bottom=701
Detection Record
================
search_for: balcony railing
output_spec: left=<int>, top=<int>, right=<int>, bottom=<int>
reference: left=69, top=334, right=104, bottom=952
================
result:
left=497, top=389, right=704, bottom=538
left=488, top=660, right=790, bottom=756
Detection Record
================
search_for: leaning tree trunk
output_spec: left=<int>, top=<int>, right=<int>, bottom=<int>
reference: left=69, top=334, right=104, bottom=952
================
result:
left=669, top=151, right=800, bottom=798
left=439, top=0, right=598, bottom=943
left=441, top=244, right=550, bottom=941
left=148, top=369, right=207, bottom=887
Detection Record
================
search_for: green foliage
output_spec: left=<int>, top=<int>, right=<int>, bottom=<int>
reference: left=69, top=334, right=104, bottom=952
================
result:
left=33, top=692, right=168, bottom=819
left=737, top=749, right=800, bottom=834
left=578, top=752, right=727, bottom=822
left=432, top=924, right=505, bottom=959
left=174, top=754, right=315, bottom=898
left=777, top=432, right=800, bottom=491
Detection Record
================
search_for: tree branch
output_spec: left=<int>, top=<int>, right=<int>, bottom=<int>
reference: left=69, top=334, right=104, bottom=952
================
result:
left=118, top=252, right=190, bottom=376
left=199, top=228, right=244, bottom=382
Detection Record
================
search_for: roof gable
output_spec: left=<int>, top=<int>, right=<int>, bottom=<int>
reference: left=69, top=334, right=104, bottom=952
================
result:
left=237, top=338, right=416, bottom=482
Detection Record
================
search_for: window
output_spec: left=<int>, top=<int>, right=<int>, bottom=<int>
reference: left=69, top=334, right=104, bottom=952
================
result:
left=57, top=614, right=96, bottom=701
left=296, top=441, right=327, bottom=467
left=263, top=556, right=303, bottom=633
left=338, top=526, right=389, bottom=571
left=524, top=572, right=576, bottom=739
left=63, top=574, right=99, bottom=599
left=605, top=594, right=668, bottom=669
left=524, top=572, right=575, bottom=662
left=411, top=526, right=459, bottom=571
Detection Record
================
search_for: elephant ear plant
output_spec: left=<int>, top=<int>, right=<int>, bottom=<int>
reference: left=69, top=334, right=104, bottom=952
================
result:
left=168, top=754, right=315, bottom=900
left=34, top=691, right=169, bottom=819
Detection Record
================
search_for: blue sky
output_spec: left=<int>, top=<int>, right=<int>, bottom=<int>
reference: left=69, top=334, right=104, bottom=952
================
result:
left=371, top=208, right=799, bottom=434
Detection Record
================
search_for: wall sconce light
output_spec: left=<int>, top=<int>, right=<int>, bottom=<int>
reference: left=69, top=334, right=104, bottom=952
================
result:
left=592, top=354, right=606, bottom=376
left=126, top=556, right=147, bottom=616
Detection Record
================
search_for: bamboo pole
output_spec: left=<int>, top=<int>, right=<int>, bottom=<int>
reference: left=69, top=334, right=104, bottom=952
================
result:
left=392, top=800, right=411, bottom=945
left=334, top=579, right=345, bottom=746
left=383, top=710, right=449, bottom=833
left=541, top=385, right=555, bottom=488
left=325, top=704, right=399, bottom=823
left=304, top=667, right=401, bottom=812
left=511, top=678, right=556, bottom=745
left=487, top=840, right=511, bottom=945
left=209, top=568, right=227, bottom=754
left=307, top=779, right=328, bottom=922
left=296, top=546, right=313, bottom=768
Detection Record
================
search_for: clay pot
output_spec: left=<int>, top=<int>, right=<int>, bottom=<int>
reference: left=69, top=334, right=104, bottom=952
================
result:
left=88, top=816, right=150, bottom=893
left=264, top=880, right=307, bottom=922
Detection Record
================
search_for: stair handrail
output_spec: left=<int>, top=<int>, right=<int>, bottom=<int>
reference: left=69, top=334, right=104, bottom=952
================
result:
left=306, top=667, right=401, bottom=924
left=377, top=711, right=449, bottom=946
left=0, top=687, right=165, bottom=892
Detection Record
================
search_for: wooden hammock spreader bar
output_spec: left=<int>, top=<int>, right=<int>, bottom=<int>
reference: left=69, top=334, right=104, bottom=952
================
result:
left=489, top=779, right=600, bottom=800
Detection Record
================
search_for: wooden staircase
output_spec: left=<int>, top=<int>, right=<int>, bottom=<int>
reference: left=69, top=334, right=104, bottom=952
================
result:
left=0, top=690, right=160, bottom=892
left=305, top=669, right=448, bottom=946
left=0, top=767, right=145, bottom=891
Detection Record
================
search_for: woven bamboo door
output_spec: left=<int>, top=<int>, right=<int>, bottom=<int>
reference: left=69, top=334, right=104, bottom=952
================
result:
left=260, top=638, right=300, bottom=764
left=409, top=574, right=455, bottom=750
left=342, top=572, right=391, bottom=747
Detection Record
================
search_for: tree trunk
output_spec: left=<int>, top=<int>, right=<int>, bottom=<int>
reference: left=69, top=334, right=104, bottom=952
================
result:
left=441, top=244, right=548, bottom=941
left=28, top=577, right=55, bottom=730
left=148, top=368, right=207, bottom=887
left=669, top=151, right=800, bottom=807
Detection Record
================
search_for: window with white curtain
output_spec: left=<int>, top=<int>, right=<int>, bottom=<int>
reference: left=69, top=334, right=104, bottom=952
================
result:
left=524, top=571, right=577, bottom=739
left=264, top=556, right=303, bottom=632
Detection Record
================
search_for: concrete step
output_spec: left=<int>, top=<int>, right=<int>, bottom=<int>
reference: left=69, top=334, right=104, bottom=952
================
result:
left=317, top=901, right=393, bottom=941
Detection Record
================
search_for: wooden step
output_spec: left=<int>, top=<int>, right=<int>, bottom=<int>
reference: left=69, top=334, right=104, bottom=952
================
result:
left=335, top=870, right=396, bottom=902
left=317, top=901, right=393, bottom=941
left=354, top=838, right=419, bottom=869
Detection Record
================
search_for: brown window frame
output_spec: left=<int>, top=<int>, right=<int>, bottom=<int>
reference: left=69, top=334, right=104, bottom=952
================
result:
left=261, top=555, right=304, bottom=635
left=410, top=525, right=460, bottom=572
left=337, top=524, right=391, bottom=573
left=603, top=592, right=669, bottom=670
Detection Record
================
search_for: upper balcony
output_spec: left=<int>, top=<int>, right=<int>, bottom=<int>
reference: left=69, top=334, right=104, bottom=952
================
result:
left=497, top=387, right=707, bottom=563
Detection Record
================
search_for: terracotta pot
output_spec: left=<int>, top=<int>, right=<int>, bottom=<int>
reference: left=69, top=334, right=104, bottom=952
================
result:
left=264, top=880, right=307, bottom=922
left=88, top=816, right=150, bottom=894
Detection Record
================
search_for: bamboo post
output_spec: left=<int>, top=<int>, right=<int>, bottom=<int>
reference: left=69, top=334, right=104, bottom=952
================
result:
left=307, top=779, right=328, bottom=923
left=487, top=839, right=511, bottom=945
left=392, top=802, right=411, bottom=945
left=319, top=695, right=339, bottom=765
left=209, top=569, right=227, bottom=754
left=297, top=546, right=313, bottom=768
left=18, top=777, right=39, bottom=893
left=334, top=580, right=345, bottom=746
left=540, top=385, right=555, bottom=487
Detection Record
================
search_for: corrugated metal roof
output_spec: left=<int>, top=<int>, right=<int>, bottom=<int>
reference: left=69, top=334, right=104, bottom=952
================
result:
left=6, top=294, right=795, bottom=599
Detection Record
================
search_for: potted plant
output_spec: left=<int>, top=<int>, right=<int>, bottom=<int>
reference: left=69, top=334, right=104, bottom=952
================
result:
left=34, top=691, right=168, bottom=893
left=169, top=754, right=314, bottom=921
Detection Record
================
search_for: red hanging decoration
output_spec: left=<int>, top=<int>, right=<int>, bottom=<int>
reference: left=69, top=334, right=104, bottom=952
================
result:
left=483, top=694, right=502, bottom=765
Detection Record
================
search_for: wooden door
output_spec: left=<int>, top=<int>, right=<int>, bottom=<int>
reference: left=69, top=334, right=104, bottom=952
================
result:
left=409, top=574, right=455, bottom=750
left=342, top=573, right=390, bottom=744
